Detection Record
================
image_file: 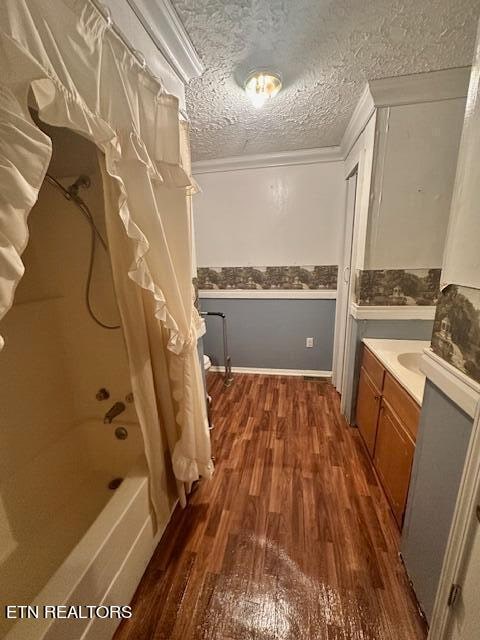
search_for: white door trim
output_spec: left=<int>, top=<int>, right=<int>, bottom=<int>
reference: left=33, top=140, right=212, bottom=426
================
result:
left=339, top=113, right=377, bottom=415
left=332, top=172, right=357, bottom=391
left=428, top=401, right=480, bottom=639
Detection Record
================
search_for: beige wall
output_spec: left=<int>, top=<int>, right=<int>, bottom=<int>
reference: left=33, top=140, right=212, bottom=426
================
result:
left=194, top=160, right=346, bottom=268
left=0, top=146, right=135, bottom=483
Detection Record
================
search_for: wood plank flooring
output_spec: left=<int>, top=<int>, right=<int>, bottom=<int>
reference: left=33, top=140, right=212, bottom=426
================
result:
left=114, top=374, right=427, bottom=640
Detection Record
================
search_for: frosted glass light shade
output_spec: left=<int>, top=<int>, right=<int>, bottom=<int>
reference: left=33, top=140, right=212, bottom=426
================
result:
left=245, top=71, right=282, bottom=108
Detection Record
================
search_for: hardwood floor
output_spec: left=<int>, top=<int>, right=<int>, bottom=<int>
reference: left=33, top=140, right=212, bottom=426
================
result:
left=114, top=374, right=427, bottom=640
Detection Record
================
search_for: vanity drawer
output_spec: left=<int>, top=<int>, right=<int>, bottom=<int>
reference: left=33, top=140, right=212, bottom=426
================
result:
left=383, top=371, right=420, bottom=441
left=361, top=346, right=385, bottom=392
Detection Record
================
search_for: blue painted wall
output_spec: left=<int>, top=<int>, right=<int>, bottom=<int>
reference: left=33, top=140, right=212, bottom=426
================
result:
left=200, top=298, right=336, bottom=371
left=402, top=380, right=473, bottom=621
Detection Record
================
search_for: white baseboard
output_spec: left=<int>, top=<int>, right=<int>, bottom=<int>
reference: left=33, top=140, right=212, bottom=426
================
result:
left=209, top=365, right=332, bottom=378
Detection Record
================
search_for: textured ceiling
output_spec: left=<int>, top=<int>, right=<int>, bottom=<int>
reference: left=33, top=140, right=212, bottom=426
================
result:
left=171, top=0, right=480, bottom=161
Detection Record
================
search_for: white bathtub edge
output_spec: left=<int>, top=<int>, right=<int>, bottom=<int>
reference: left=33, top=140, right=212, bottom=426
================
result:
left=80, top=498, right=178, bottom=640
left=4, top=457, right=173, bottom=640
left=40, top=459, right=149, bottom=610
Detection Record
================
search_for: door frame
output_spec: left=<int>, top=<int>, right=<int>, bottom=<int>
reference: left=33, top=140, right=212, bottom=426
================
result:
left=332, top=112, right=377, bottom=418
left=332, top=169, right=358, bottom=392
left=428, top=403, right=480, bottom=638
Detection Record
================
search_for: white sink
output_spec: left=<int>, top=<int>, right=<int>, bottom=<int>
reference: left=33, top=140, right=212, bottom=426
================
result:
left=362, top=339, right=430, bottom=405
left=397, top=352, right=423, bottom=375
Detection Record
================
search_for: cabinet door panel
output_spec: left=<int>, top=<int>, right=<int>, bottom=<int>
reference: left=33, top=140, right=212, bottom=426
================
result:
left=383, top=372, right=420, bottom=441
left=374, top=401, right=415, bottom=527
left=356, top=367, right=381, bottom=456
left=361, top=347, right=385, bottom=392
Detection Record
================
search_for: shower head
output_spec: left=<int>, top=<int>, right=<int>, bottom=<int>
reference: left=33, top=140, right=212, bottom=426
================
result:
left=67, top=174, right=91, bottom=198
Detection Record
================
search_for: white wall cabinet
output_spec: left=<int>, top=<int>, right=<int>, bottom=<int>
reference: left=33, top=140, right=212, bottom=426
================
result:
left=343, top=67, right=470, bottom=275
left=364, top=99, right=466, bottom=270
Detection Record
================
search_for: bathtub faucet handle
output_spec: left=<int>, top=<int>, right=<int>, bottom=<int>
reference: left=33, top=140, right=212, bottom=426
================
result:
left=96, top=387, right=110, bottom=401
left=104, top=401, right=126, bottom=424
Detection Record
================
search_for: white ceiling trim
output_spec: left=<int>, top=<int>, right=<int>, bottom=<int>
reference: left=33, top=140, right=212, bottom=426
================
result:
left=340, top=85, right=375, bottom=160
left=93, top=0, right=186, bottom=103
left=192, top=66, right=471, bottom=172
left=369, top=66, right=471, bottom=108
left=126, top=0, right=204, bottom=83
left=341, top=66, right=470, bottom=162
left=192, top=146, right=343, bottom=174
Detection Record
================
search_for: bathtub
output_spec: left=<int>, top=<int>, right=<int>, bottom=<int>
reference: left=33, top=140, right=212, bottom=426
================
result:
left=1, top=419, right=160, bottom=640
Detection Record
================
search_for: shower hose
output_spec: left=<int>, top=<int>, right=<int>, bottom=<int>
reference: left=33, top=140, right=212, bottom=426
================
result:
left=44, top=174, right=120, bottom=330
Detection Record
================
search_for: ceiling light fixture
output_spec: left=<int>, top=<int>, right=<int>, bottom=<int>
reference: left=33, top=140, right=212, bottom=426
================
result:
left=245, top=70, right=282, bottom=109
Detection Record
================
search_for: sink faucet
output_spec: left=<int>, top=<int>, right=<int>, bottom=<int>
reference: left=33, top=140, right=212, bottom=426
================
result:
left=104, top=401, right=126, bottom=424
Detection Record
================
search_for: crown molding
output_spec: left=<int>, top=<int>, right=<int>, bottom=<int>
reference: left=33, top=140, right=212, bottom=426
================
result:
left=192, top=146, right=343, bottom=174
left=191, top=68, right=469, bottom=172
left=340, top=85, right=375, bottom=159
left=126, top=0, right=204, bottom=83
left=340, top=66, right=470, bottom=161
left=368, top=66, right=471, bottom=108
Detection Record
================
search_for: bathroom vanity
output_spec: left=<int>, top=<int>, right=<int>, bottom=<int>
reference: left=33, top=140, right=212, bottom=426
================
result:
left=355, top=339, right=429, bottom=527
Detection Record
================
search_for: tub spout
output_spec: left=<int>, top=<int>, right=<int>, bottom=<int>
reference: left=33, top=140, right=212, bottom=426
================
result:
left=104, top=401, right=126, bottom=424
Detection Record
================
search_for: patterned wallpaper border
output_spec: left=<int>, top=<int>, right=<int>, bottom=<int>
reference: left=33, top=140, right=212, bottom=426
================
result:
left=432, top=284, right=480, bottom=384
left=355, top=268, right=441, bottom=306
left=192, top=276, right=199, bottom=310
left=197, top=266, right=338, bottom=290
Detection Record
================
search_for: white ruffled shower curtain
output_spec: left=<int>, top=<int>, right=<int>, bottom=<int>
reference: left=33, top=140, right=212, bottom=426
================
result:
left=0, top=0, right=212, bottom=520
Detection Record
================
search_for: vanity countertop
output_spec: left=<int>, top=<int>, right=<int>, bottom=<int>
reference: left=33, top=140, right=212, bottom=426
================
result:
left=362, top=338, right=430, bottom=406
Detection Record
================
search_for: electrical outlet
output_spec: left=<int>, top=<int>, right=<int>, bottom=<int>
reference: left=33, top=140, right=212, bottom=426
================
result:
left=306, top=337, right=314, bottom=348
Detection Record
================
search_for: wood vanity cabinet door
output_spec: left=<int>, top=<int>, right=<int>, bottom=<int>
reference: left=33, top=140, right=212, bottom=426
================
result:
left=374, top=400, right=415, bottom=528
left=361, top=347, right=385, bottom=391
left=356, top=367, right=381, bottom=456
left=383, top=372, right=420, bottom=441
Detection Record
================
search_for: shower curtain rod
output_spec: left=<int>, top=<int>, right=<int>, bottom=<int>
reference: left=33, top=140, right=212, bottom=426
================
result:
left=89, top=0, right=190, bottom=122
